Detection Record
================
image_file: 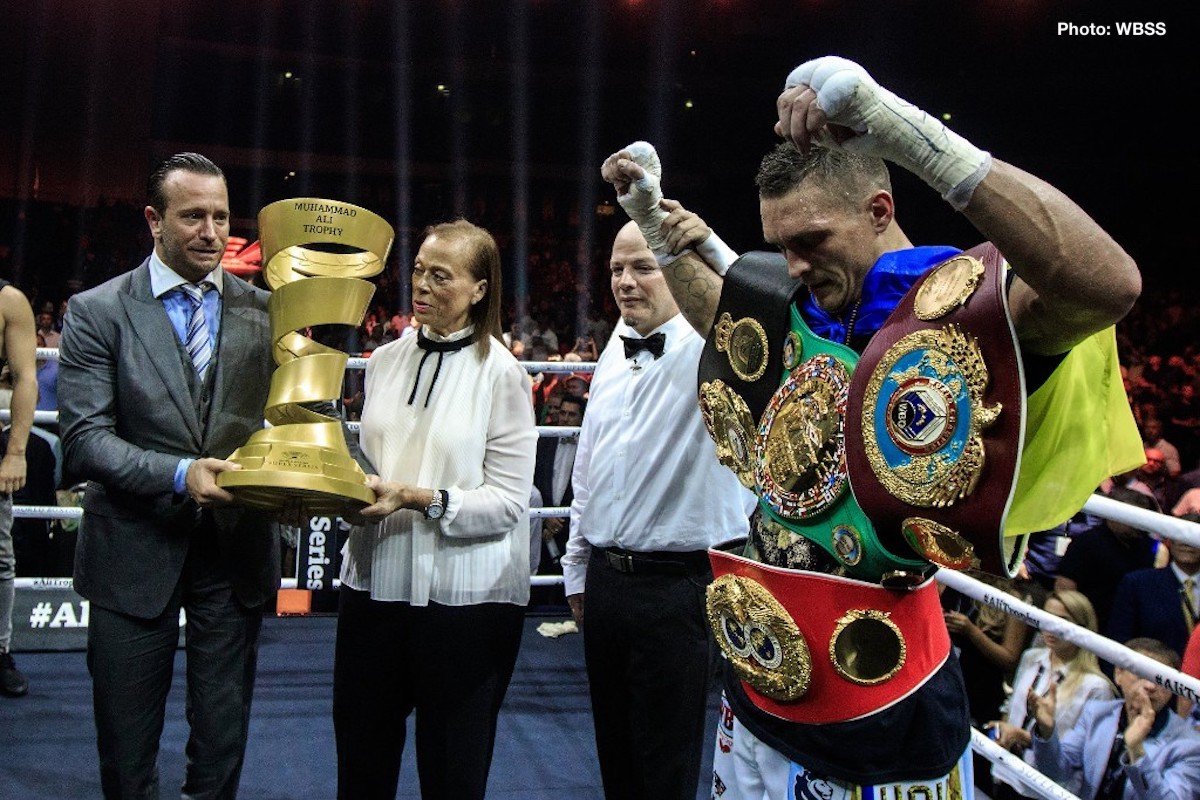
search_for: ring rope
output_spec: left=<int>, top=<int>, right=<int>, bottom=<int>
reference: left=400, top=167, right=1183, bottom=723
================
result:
left=39, top=346, right=597, bottom=375
left=935, top=567, right=1200, bottom=704
left=1084, top=493, right=1200, bottom=547
left=969, top=728, right=1080, bottom=800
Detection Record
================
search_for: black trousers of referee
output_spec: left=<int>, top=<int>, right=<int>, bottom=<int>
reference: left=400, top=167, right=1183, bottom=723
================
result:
left=333, top=588, right=525, bottom=800
left=583, top=547, right=715, bottom=800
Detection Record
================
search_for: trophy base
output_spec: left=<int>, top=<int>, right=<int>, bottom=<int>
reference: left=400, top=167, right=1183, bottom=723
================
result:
left=217, top=427, right=375, bottom=517
left=217, top=470, right=374, bottom=517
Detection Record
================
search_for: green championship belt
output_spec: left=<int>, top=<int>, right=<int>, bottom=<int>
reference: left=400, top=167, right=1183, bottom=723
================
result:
left=699, top=253, right=930, bottom=585
left=750, top=306, right=930, bottom=584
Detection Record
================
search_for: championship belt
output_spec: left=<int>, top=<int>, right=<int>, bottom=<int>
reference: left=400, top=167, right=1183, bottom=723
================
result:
left=699, top=252, right=929, bottom=584
left=845, top=244, right=1026, bottom=576
left=707, top=540, right=950, bottom=724
left=699, top=252, right=803, bottom=438
left=750, top=305, right=930, bottom=584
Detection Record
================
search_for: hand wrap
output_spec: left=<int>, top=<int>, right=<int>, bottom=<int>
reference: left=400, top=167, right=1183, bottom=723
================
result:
left=785, top=57, right=992, bottom=210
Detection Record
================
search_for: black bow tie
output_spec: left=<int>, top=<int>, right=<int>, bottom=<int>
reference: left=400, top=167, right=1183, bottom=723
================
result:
left=621, top=332, right=665, bottom=360
left=409, top=330, right=473, bottom=407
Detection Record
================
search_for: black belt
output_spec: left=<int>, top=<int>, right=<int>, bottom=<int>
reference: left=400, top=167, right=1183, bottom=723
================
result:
left=594, top=545, right=711, bottom=576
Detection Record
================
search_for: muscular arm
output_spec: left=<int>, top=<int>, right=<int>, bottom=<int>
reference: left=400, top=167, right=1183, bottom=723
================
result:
left=0, top=286, right=37, bottom=494
left=964, top=161, right=1140, bottom=355
left=775, top=57, right=1140, bottom=356
left=600, top=147, right=728, bottom=338
left=659, top=252, right=722, bottom=339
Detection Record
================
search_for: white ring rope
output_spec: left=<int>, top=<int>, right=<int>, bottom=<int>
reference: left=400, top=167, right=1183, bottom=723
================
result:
left=935, top=567, right=1200, bottom=704
left=38, top=348, right=596, bottom=373
left=969, top=728, right=1080, bottom=800
left=1085, top=493, right=1200, bottom=547
left=1, top=409, right=60, bottom=425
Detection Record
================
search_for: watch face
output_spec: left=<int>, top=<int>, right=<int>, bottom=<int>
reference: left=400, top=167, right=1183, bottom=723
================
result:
left=427, top=498, right=445, bottom=519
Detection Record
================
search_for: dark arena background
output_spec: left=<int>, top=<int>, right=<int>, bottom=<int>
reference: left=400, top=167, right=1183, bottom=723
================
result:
left=1, top=1, right=1197, bottom=798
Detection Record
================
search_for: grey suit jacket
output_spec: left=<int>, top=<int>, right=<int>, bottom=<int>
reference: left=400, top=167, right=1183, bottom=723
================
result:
left=1033, top=697, right=1200, bottom=799
left=59, top=259, right=278, bottom=619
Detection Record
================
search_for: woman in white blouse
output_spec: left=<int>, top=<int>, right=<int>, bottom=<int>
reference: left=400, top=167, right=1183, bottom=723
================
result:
left=986, top=590, right=1116, bottom=799
left=334, top=220, right=537, bottom=800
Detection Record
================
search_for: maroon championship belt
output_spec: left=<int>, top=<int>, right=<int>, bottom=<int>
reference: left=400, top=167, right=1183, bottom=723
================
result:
left=845, top=244, right=1026, bottom=576
left=707, top=543, right=950, bottom=724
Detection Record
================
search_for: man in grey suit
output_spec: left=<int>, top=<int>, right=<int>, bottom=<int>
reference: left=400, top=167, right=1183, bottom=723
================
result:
left=1031, top=637, right=1200, bottom=798
left=58, top=153, right=277, bottom=799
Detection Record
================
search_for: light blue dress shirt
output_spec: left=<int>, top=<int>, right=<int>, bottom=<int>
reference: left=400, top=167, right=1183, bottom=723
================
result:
left=148, top=251, right=224, bottom=494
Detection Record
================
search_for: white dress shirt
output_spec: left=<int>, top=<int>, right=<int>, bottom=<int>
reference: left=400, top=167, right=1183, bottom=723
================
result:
left=551, top=438, right=576, bottom=505
left=340, top=326, right=537, bottom=606
left=993, top=647, right=1114, bottom=795
left=561, top=314, right=754, bottom=596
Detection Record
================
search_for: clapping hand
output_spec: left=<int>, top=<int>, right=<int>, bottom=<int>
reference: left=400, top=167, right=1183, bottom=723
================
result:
left=1031, top=680, right=1058, bottom=739
left=1123, top=682, right=1156, bottom=762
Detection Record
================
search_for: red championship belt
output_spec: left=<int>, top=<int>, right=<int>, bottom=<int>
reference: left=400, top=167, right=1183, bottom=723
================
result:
left=707, top=545, right=950, bottom=724
left=845, top=244, right=1026, bottom=576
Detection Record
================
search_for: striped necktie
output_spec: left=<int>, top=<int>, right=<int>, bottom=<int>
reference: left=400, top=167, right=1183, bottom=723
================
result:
left=1183, top=576, right=1197, bottom=633
left=179, top=282, right=214, bottom=378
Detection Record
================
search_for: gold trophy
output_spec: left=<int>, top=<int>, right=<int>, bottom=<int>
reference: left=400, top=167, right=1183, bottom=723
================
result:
left=217, top=198, right=394, bottom=515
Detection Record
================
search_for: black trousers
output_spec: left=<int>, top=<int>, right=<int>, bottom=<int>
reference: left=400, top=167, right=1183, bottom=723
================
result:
left=87, top=528, right=262, bottom=800
left=583, top=549, right=715, bottom=800
left=333, top=588, right=525, bottom=800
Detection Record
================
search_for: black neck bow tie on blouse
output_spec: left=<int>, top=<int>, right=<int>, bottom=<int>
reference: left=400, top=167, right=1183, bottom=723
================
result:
left=621, top=332, right=665, bottom=360
left=409, top=329, right=473, bottom=407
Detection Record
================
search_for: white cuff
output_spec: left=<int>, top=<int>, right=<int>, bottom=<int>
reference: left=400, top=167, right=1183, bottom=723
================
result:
left=437, top=486, right=464, bottom=533
left=562, top=558, right=588, bottom=596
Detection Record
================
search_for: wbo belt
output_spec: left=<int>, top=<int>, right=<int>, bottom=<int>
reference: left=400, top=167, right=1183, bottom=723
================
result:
left=706, top=539, right=949, bottom=724
left=594, top=545, right=711, bottom=576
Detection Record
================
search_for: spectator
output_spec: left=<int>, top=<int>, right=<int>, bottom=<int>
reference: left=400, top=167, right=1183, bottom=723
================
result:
left=1024, top=510, right=1105, bottom=592
left=1057, top=488, right=1160, bottom=631
left=561, top=372, right=590, bottom=400
left=584, top=307, right=611, bottom=353
left=35, top=310, right=60, bottom=349
left=1176, top=485, right=1200, bottom=516
left=987, top=591, right=1115, bottom=799
left=1135, top=447, right=1180, bottom=513
left=1032, top=637, right=1200, bottom=798
left=570, top=334, right=599, bottom=362
left=1169, top=384, right=1200, bottom=455
left=530, top=315, right=558, bottom=354
left=35, top=332, right=58, bottom=411
left=533, top=394, right=584, bottom=575
left=1107, top=514, right=1200, bottom=659
left=1143, top=417, right=1182, bottom=477
left=943, top=575, right=1033, bottom=727
left=540, top=384, right=564, bottom=426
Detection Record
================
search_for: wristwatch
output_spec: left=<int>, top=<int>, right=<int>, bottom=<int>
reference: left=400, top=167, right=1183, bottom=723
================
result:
left=424, top=489, right=448, bottom=520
